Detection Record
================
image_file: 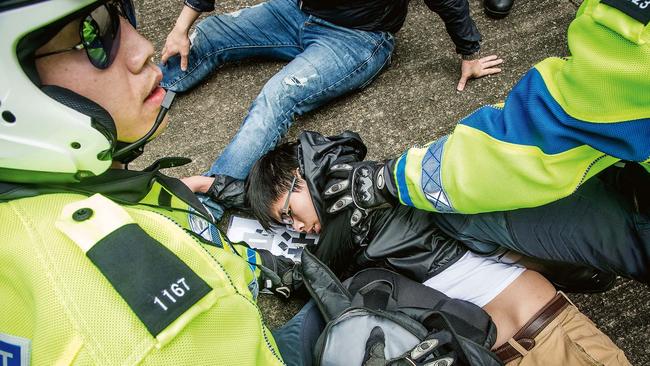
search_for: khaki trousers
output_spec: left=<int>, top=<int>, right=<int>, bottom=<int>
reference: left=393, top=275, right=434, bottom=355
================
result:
left=505, top=302, right=630, bottom=366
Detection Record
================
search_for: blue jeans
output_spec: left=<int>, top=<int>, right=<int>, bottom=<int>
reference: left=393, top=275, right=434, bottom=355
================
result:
left=161, top=0, right=394, bottom=181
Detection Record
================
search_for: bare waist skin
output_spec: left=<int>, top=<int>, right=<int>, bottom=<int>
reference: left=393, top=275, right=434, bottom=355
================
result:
left=483, top=269, right=557, bottom=349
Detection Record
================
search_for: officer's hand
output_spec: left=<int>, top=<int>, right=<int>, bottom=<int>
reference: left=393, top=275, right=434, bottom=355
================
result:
left=363, top=327, right=456, bottom=366
left=456, top=55, right=503, bottom=91
left=180, top=175, right=246, bottom=210
left=363, top=326, right=391, bottom=366
left=323, top=160, right=395, bottom=226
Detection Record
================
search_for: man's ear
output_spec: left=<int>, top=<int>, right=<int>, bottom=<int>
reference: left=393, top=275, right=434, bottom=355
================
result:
left=295, top=177, right=306, bottom=191
left=292, top=167, right=306, bottom=190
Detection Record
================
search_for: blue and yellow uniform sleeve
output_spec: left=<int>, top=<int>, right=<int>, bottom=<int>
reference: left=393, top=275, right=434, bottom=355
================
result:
left=393, top=0, right=650, bottom=213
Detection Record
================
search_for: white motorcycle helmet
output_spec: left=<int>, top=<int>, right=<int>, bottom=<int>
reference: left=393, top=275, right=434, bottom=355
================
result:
left=0, top=0, right=167, bottom=184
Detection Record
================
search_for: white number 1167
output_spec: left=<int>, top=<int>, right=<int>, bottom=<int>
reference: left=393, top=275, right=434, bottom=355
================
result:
left=153, top=277, right=190, bottom=311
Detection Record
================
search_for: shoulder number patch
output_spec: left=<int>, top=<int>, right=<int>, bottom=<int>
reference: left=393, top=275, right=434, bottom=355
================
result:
left=601, top=0, right=650, bottom=25
left=0, top=333, right=30, bottom=366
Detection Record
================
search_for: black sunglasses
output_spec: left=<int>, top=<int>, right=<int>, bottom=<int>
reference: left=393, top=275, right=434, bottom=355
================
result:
left=35, top=0, right=137, bottom=69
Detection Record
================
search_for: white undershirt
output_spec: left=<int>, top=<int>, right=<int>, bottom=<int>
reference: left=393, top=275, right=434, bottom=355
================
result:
left=422, top=251, right=525, bottom=307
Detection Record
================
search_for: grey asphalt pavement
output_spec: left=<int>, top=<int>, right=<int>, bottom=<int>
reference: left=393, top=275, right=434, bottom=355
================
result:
left=133, top=0, right=650, bottom=364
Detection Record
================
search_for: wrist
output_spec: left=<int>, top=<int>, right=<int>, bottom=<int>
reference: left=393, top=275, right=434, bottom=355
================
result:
left=379, top=162, right=398, bottom=203
left=171, top=24, right=190, bottom=37
left=175, top=6, right=201, bottom=32
left=199, top=177, right=215, bottom=193
left=461, top=51, right=481, bottom=61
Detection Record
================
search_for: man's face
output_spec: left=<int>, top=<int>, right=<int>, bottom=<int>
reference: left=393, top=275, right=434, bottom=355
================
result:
left=270, top=179, right=321, bottom=234
left=35, top=16, right=169, bottom=143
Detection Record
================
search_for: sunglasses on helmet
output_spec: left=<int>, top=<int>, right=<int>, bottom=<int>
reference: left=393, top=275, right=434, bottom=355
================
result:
left=35, top=0, right=136, bottom=69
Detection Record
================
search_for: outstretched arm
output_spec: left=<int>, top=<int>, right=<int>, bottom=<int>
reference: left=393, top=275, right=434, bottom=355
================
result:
left=392, top=0, right=650, bottom=212
left=332, top=0, right=650, bottom=213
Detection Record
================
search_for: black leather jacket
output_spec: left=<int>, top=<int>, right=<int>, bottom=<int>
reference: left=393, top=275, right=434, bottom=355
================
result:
left=296, top=131, right=616, bottom=293
left=297, top=131, right=466, bottom=281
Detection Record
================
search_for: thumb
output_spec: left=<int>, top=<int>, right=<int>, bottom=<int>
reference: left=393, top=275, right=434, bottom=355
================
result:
left=363, top=326, right=387, bottom=365
left=161, top=47, right=169, bottom=65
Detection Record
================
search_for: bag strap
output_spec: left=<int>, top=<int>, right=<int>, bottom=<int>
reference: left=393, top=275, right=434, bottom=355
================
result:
left=350, top=279, right=398, bottom=311
left=348, top=268, right=497, bottom=349
left=300, top=248, right=352, bottom=321
left=348, top=268, right=447, bottom=311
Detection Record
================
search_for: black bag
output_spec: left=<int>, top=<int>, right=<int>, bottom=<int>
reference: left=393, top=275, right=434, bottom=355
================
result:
left=300, top=249, right=503, bottom=366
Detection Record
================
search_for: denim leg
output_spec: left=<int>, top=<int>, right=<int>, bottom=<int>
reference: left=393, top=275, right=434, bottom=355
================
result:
left=208, top=18, right=395, bottom=179
left=272, top=300, right=325, bottom=366
left=160, top=0, right=305, bottom=92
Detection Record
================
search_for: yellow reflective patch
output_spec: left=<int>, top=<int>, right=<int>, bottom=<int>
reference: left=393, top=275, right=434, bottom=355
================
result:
left=641, top=161, right=650, bottom=173
left=55, top=194, right=133, bottom=253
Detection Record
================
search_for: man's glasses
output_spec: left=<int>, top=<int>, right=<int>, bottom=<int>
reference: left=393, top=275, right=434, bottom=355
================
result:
left=35, top=0, right=136, bottom=69
left=280, top=177, right=297, bottom=225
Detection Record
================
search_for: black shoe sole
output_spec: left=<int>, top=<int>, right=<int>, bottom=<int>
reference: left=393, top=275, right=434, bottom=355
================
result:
left=484, top=7, right=511, bottom=18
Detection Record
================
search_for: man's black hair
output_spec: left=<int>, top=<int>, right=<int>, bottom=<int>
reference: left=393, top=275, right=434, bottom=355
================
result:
left=246, top=141, right=300, bottom=230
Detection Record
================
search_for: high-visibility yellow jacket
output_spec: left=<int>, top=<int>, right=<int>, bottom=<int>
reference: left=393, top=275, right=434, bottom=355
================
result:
left=0, top=169, right=284, bottom=365
left=391, top=0, right=650, bottom=213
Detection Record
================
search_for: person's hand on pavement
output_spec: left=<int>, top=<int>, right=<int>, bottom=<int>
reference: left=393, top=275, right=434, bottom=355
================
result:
left=456, top=54, right=503, bottom=91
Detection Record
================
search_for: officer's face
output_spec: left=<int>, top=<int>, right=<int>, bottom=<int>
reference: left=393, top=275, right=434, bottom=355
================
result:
left=35, top=17, right=169, bottom=143
left=270, top=179, right=322, bottom=234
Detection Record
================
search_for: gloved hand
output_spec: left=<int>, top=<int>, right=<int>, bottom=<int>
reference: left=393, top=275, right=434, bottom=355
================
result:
left=257, top=249, right=302, bottom=299
left=363, top=326, right=456, bottom=366
left=323, top=160, right=397, bottom=226
left=206, top=174, right=247, bottom=210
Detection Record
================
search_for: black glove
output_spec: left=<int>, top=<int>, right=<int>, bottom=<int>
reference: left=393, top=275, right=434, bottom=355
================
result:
left=206, top=174, right=247, bottom=210
left=323, top=160, right=397, bottom=226
left=363, top=326, right=456, bottom=366
left=257, top=249, right=302, bottom=299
